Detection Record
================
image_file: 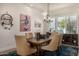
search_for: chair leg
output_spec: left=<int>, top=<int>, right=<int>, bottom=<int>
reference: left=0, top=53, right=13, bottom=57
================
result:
left=40, top=49, right=45, bottom=56
left=56, top=46, right=62, bottom=56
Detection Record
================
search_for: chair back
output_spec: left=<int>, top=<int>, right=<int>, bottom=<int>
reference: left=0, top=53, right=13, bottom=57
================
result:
left=58, top=34, right=63, bottom=47
left=25, top=33, right=33, bottom=40
left=51, top=32, right=59, bottom=36
left=35, top=32, right=40, bottom=40
left=47, top=34, right=60, bottom=51
left=49, top=32, right=59, bottom=40
left=15, top=35, right=31, bottom=55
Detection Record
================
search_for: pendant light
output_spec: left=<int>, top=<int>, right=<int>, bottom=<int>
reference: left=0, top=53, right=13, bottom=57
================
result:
left=44, top=3, right=52, bottom=23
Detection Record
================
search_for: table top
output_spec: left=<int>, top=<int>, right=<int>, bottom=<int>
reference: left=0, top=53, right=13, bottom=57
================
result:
left=27, top=39, right=51, bottom=45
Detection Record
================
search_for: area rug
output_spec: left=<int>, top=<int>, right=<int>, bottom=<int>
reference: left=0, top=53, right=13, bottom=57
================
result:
left=0, top=45, right=78, bottom=56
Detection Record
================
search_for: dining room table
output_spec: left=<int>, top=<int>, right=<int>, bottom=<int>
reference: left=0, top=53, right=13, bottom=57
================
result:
left=27, top=38, right=51, bottom=55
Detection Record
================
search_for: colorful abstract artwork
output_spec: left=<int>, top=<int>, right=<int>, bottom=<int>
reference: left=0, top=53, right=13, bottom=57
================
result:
left=20, top=14, right=31, bottom=32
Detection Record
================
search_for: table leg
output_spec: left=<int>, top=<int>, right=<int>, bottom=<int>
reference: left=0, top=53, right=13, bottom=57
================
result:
left=36, top=45, right=41, bottom=56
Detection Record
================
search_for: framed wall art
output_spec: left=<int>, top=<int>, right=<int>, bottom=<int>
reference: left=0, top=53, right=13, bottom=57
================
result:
left=1, top=13, right=13, bottom=30
left=34, top=22, right=41, bottom=28
left=20, top=14, right=31, bottom=32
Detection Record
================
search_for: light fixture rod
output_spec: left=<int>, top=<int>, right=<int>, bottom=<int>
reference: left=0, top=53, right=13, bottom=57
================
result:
left=47, top=3, right=50, bottom=19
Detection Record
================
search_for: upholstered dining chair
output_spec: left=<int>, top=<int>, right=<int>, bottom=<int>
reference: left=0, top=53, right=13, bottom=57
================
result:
left=25, top=33, right=33, bottom=40
left=49, top=32, right=63, bottom=45
left=41, top=34, right=62, bottom=55
left=41, top=32, right=59, bottom=47
left=48, top=32, right=58, bottom=39
left=51, top=32, right=59, bottom=36
left=35, top=32, right=41, bottom=40
left=15, top=35, right=37, bottom=56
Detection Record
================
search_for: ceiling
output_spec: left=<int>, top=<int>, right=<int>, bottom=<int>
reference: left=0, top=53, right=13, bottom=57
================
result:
left=26, top=3, right=79, bottom=16
left=0, top=3, right=79, bottom=16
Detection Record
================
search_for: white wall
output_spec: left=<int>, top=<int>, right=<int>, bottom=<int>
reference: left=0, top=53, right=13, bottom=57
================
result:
left=0, top=4, right=43, bottom=52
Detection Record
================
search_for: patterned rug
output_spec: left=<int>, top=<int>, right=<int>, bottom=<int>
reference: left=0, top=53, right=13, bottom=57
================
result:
left=0, top=45, right=78, bottom=56
left=58, top=45, right=78, bottom=56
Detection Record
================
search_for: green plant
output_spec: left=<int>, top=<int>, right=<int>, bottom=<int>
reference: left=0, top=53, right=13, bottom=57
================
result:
left=59, top=19, right=65, bottom=29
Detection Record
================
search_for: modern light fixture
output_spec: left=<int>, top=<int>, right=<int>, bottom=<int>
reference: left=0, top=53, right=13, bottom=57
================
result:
left=43, top=3, right=53, bottom=23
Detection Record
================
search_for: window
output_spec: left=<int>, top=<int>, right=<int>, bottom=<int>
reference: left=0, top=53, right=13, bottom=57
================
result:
left=56, top=16, right=66, bottom=33
left=66, top=16, right=77, bottom=34
left=48, top=18, right=55, bottom=32
left=48, top=16, right=77, bottom=34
